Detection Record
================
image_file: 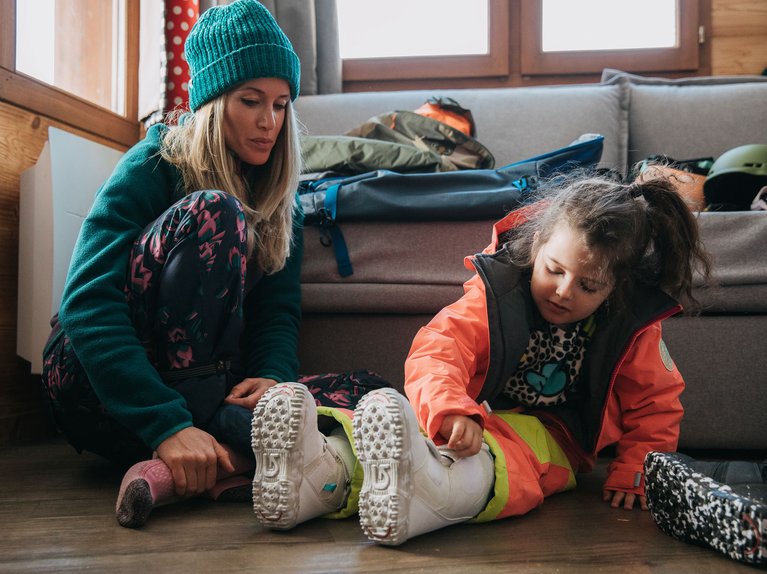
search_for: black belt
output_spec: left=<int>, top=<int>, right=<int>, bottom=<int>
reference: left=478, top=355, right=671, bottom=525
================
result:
left=161, top=360, right=231, bottom=382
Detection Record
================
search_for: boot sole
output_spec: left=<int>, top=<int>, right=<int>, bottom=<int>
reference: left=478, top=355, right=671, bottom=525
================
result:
left=251, top=383, right=308, bottom=529
left=645, top=452, right=766, bottom=566
left=353, top=388, right=412, bottom=546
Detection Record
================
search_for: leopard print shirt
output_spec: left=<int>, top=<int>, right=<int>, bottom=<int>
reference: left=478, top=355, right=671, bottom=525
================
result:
left=502, top=314, right=596, bottom=407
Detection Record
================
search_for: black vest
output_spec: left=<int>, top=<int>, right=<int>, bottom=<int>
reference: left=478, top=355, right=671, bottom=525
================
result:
left=472, top=246, right=679, bottom=452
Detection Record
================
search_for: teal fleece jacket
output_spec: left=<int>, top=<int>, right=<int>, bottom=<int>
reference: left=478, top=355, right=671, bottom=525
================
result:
left=57, top=123, right=303, bottom=450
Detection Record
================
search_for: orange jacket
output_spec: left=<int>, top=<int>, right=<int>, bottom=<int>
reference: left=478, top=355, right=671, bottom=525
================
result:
left=404, top=211, right=685, bottom=495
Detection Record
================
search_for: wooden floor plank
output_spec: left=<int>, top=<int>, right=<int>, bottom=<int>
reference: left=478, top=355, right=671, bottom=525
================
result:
left=0, top=437, right=757, bottom=573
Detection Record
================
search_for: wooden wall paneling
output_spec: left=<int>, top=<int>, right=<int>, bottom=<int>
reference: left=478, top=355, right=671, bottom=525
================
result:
left=711, top=0, right=767, bottom=36
left=0, top=103, right=51, bottom=444
left=710, top=0, right=767, bottom=75
left=712, top=35, right=767, bottom=75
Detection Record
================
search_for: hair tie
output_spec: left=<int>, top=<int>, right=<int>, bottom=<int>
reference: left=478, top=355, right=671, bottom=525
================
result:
left=629, top=183, right=645, bottom=199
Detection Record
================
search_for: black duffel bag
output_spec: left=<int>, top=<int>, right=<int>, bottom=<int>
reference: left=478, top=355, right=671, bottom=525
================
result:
left=299, top=134, right=604, bottom=276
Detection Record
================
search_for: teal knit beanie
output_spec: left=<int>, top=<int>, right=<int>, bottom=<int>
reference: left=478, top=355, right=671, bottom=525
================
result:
left=185, top=0, right=300, bottom=111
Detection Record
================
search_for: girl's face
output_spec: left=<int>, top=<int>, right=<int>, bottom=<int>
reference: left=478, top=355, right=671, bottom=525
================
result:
left=530, top=223, right=614, bottom=326
left=223, top=77, right=291, bottom=166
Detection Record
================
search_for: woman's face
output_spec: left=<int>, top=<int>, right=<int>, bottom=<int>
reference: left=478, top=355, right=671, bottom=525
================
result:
left=223, top=77, right=291, bottom=166
left=530, top=223, right=614, bottom=326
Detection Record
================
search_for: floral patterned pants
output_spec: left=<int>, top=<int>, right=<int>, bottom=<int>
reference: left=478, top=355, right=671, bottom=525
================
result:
left=41, top=190, right=250, bottom=467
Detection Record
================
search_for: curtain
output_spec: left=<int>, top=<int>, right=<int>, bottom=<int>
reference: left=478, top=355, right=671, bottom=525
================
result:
left=139, top=0, right=199, bottom=127
left=163, top=1, right=199, bottom=112
left=261, top=0, right=341, bottom=95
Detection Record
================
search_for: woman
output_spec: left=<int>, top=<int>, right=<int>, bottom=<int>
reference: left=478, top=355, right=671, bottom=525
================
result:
left=41, top=0, right=303, bottom=528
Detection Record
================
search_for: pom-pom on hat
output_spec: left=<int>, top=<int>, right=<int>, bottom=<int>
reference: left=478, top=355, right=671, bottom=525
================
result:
left=185, top=0, right=300, bottom=111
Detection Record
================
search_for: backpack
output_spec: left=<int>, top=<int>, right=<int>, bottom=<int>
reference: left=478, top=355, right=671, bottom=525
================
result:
left=346, top=108, right=495, bottom=171
left=302, top=97, right=494, bottom=176
left=413, top=96, right=478, bottom=138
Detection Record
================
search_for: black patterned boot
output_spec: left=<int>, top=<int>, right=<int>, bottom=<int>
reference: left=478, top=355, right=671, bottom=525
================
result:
left=644, top=451, right=766, bottom=567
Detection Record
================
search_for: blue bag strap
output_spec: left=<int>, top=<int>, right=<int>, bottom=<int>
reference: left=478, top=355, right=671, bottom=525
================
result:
left=321, top=184, right=353, bottom=277
left=325, top=182, right=339, bottom=220
left=328, top=227, right=353, bottom=277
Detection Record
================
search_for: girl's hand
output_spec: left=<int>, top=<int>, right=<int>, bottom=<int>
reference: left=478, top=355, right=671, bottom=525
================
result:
left=603, top=489, right=648, bottom=511
left=438, top=414, right=484, bottom=458
left=224, top=377, right=278, bottom=410
left=155, top=427, right=235, bottom=497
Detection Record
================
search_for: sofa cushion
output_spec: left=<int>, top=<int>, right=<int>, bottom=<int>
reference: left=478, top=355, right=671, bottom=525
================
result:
left=295, top=83, right=629, bottom=173
left=601, top=69, right=767, bottom=166
left=301, top=211, right=767, bottom=315
left=663, top=314, right=767, bottom=450
left=301, top=220, right=488, bottom=313
left=601, top=68, right=767, bottom=87
left=694, top=211, right=767, bottom=313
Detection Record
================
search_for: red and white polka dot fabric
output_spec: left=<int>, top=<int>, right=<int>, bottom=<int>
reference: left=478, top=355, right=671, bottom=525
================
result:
left=164, top=0, right=199, bottom=112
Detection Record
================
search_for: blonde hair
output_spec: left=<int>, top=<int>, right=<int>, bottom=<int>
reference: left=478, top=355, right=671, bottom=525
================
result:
left=160, top=94, right=301, bottom=274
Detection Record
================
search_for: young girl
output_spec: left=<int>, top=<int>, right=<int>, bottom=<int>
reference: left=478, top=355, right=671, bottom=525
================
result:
left=41, top=0, right=303, bottom=528
left=250, top=171, right=711, bottom=546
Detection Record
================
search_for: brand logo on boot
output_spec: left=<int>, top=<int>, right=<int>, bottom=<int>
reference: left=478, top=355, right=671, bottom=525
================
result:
left=371, top=463, right=394, bottom=491
left=263, top=453, right=283, bottom=479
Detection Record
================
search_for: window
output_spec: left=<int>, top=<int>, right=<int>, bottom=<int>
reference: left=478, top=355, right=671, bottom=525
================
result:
left=339, top=0, right=509, bottom=82
left=0, top=0, right=140, bottom=147
left=338, top=0, right=490, bottom=59
left=540, top=0, right=678, bottom=52
left=16, top=0, right=128, bottom=115
left=521, top=0, right=701, bottom=75
left=337, top=0, right=704, bottom=89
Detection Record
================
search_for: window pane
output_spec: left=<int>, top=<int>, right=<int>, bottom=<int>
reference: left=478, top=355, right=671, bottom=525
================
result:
left=542, top=0, right=677, bottom=52
left=15, top=0, right=56, bottom=84
left=337, top=0, right=488, bottom=59
left=15, top=0, right=127, bottom=115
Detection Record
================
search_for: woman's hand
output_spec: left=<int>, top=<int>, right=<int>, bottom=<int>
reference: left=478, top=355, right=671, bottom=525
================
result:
left=438, top=414, right=484, bottom=458
left=224, top=377, right=278, bottom=410
left=155, top=427, right=235, bottom=497
left=603, top=489, right=648, bottom=511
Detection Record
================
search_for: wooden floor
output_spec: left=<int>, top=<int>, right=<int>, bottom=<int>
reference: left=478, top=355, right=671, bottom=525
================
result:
left=0, top=437, right=758, bottom=574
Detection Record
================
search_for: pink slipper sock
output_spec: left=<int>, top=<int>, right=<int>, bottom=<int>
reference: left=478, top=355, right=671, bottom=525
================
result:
left=115, top=459, right=177, bottom=528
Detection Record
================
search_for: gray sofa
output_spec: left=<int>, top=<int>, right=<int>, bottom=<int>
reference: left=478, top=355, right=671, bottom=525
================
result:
left=293, top=70, right=767, bottom=452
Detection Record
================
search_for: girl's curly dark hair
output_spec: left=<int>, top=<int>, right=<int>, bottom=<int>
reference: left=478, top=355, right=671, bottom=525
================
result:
left=502, top=170, right=712, bottom=314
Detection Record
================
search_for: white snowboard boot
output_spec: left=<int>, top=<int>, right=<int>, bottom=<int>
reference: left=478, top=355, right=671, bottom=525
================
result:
left=353, top=388, right=495, bottom=546
left=251, top=382, right=351, bottom=529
